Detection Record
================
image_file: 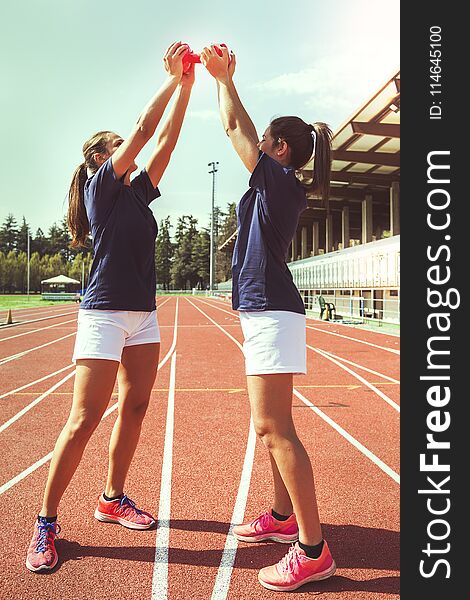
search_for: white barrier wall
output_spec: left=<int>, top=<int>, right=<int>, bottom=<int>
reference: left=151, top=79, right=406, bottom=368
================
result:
left=217, top=236, right=400, bottom=324
left=288, top=236, right=400, bottom=290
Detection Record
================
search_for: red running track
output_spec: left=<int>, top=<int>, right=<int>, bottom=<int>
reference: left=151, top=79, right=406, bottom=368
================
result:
left=0, top=297, right=399, bottom=599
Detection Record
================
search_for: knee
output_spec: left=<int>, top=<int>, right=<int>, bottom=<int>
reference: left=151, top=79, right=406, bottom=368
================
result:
left=66, top=413, right=101, bottom=441
left=120, top=397, right=150, bottom=422
left=254, top=421, right=297, bottom=451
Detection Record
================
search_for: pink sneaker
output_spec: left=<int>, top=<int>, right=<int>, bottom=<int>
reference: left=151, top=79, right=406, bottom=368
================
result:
left=233, top=511, right=298, bottom=543
left=258, top=541, right=336, bottom=591
left=94, top=494, right=155, bottom=530
left=26, top=518, right=61, bottom=572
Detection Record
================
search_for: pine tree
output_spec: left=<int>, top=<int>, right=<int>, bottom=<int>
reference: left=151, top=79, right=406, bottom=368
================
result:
left=192, top=229, right=210, bottom=289
left=17, top=217, right=30, bottom=254
left=171, top=216, right=199, bottom=290
left=0, top=214, right=19, bottom=253
left=32, top=228, right=48, bottom=256
left=155, top=217, right=174, bottom=291
left=216, top=202, right=237, bottom=282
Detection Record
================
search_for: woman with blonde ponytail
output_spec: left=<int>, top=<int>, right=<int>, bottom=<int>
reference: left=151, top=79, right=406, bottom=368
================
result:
left=26, top=42, right=195, bottom=573
left=201, top=46, right=335, bottom=592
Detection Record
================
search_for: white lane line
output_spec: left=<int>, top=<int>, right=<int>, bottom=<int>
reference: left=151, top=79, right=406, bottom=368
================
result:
left=0, top=295, right=167, bottom=335
left=0, top=298, right=179, bottom=497
left=2, top=305, right=77, bottom=318
left=309, top=346, right=400, bottom=413
left=186, top=298, right=256, bottom=600
left=0, top=370, right=77, bottom=433
left=319, top=349, right=400, bottom=384
left=151, top=351, right=177, bottom=600
left=203, top=296, right=402, bottom=344
left=0, top=333, right=76, bottom=366
left=150, top=296, right=179, bottom=599
left=188, top=299, right=243, bottom=351
left=0, top=318, right=77, bottom=342
left=0, top=453, right=54, bottom=496
left=195, top=297, right=400, bottom=357
left=102, top=297, right=177, bottom=420
left=0, top=310, right=78, bottom=331
left=211, top=420, right=256, bottom=600
left=191, top=297, right=400, bottom=484
left=0, top=364, right=75, bottom=400
left=307, top=325, right=400, bottom=355
left=293, top=388, right=400, bottom=484
left=156, top=297, right=171, bottom=310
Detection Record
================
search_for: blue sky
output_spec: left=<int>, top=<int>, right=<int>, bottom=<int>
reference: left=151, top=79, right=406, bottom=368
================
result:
left=0, top=0, right=399, bottom=235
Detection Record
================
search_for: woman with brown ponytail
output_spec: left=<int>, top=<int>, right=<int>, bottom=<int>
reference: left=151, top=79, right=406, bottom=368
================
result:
left=26, top=41, right=194, bottom=573
left=201, top=46, right=336, bottom=591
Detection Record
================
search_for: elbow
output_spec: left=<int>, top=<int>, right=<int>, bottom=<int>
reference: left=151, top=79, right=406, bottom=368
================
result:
left=155, top=136, right=174, bottom=160
left=224, top=118, right=239, bottom=137
left=135, top=119, right=154, bottom=142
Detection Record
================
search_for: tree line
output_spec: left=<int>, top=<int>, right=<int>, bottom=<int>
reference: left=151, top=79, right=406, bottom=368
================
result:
left=0, top=206, right=237, bottom=293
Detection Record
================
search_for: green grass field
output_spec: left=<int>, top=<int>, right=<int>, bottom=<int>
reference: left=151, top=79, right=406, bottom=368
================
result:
left=0, top=295, right=74, bottom=310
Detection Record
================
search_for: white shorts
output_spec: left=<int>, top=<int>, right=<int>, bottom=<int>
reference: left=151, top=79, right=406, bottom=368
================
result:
left=72, top=309, right=160, bottom=363
left=239, top=311, right=307, bottom=376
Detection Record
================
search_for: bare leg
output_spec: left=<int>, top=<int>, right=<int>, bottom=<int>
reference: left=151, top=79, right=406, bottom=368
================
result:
left=269, top=453, right=293, bottom=516
left=247, top=373, right=322, bottom=546
left=105, top=343, right=160, bottom=497
left=40, top=359, right=120, bottom=517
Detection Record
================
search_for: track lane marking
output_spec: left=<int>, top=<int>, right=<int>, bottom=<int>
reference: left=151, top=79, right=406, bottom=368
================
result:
left=0, top=310, right=78, bottom=331
left=0, top=318, right=77, bottom=342
left=211, top=419, right=257, bottom=600
left=0, top=364, right=75, bottom=400
left=0, top=370, right=77, bottom=433
left=194, top=295, right=400, bottom=414
left=0, top=298, right=171, bottom=367
left=0, top=298, right=178, bottom=497
left=0, top=296, right=169, bottom=333
left=318, top=349, right=400, bottom=384
left=0, top=333, right=76, bottom=366
left=293, top=388, right=400, bottom=483
left=193, top=296, right=401, bottom=357
left=151, top=351, right=177, bottom=599
left=189, top=297, right=400, bottom=486
left=309, top=346, right=400, bottom=413
left=185, top=298, right=258, bottom=600
left=150, top=296, right=179, bottom=599
left=306, top=325, right=400, bottom=355
left=197, top=296, right=401, bottom=355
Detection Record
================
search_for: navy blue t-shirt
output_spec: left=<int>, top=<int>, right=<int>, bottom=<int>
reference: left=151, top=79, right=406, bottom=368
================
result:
left=232, top=153, right=307, bottom=314
left=81, top=158, right=160, bottom=311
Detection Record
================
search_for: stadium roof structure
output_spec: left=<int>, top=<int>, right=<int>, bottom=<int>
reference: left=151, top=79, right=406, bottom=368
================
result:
left=298, top=69, right=400, bottom=205
left=219, top=69, right=400, bottom=252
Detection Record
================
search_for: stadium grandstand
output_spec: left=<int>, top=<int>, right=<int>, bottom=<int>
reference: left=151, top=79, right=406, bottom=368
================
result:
left=218, top=70, right=400, bottom=326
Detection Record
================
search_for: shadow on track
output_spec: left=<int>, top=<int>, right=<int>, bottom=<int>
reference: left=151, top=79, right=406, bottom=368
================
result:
left=56, top=521, right=398, bottom=593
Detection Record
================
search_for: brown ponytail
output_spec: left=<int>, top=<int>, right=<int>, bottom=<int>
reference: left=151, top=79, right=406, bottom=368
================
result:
left=311, top=122, right=333, bottom=203
left=269, top=116, right=332, bottom=203
left=67, top=163, right=89, bottom=248
left=67, top=130, right=115, bottom=248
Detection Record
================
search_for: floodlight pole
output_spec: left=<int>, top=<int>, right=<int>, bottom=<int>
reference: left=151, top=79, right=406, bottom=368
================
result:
left=208, top=161, right=219, bottom=293
left=27, top=226, right=30, bottom=299
left=81, top=258, right=85, bottom=295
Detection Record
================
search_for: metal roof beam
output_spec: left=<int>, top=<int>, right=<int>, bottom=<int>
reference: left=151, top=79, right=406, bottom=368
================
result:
left=330, top=171, right=397, bottom=186
left=332, top=150, right=400, bottom=167
left=308, top=188, right=389, bottom=201
left=351, top=121, right=400, bottom=138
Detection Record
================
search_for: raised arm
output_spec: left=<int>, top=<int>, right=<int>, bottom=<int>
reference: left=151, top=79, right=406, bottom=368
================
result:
left=145, top=63, right=195, bottom=187
left=200, top=45, right=259, bottom=172
left=111, top=42, right=188, bottom=179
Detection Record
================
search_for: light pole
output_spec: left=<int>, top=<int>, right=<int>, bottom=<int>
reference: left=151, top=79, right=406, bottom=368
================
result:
left=208, top=161, right=219, bottom=293
left=26, top=226, right=30, bottom=299
left=81, top=256, right=85, bottom=296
